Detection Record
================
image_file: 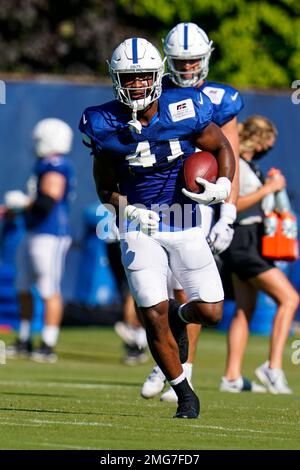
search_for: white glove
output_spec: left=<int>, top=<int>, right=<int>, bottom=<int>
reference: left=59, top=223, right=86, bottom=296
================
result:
left=207, top=203, right=236, bottom=254
left=182, top=177, right=231, bottom=206
left=4, top=190, right=30, bottom=210
left=124, top=205, right=160, bottom=236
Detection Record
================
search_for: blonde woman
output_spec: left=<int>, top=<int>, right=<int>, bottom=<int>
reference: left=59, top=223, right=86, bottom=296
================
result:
left=220, top=115, right=299, bottom=393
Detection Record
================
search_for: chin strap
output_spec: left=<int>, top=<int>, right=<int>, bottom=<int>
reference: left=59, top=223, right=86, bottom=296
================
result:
left=127, top=103, right=142, bottom=134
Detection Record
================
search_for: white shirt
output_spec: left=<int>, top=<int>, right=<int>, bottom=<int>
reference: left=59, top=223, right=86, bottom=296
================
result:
left=237, top=157, right=267, bottom=225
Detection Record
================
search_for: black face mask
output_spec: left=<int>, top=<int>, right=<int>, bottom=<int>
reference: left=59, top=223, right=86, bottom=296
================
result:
left=252, top=147, right=273, bottom=160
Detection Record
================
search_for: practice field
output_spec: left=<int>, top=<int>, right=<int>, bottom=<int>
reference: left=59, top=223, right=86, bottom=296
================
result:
left=0, top=327, right=299, bottom=450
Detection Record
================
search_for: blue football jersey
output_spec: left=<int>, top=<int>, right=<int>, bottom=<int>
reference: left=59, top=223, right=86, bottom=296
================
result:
left=163, top=75, right=244, bottom=127
left=79, top=88, right=213, bottom=230
left=25, top=156, right=75, bottom=236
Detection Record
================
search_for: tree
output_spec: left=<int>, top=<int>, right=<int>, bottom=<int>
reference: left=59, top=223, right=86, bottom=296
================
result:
left=0, top=0, right=299, bottom=87
left=0, top=0, right=147, bottom=76
left=118, top=0, right=300, bottom=88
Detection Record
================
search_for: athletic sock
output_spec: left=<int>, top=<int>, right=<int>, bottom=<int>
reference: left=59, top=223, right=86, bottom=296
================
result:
left=169, top=373, right=194, bottom=402
left=42, top=326, right=59, bottom=348
left=19, top=320, right=31, bottom=342
left=183, top=362, right=193, bottom=383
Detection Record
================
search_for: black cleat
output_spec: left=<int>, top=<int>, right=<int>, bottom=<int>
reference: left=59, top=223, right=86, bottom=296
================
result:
left=6, top=339, right=33, bottom=358
left=168, top=299, right=189, bottom=363
left=31, top=342, right=57, bottom=363
left=122, top=344, right=148, bottom=366
left=173, top=393, right=200, bottom=419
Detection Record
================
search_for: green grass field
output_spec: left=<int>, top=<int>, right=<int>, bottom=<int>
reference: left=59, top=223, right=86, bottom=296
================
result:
left=0, top=327, right=299, bottom=450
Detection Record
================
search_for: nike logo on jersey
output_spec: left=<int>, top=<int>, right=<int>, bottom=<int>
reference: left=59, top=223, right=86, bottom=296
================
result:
left=83, top=114, right=87, bottom=125
left=231, top=92, right=239, bottom=101
left=198, top=93, right=203, bottom=105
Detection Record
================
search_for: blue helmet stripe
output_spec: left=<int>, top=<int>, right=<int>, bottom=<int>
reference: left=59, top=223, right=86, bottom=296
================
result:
left=132, top=38, right=138, bottom=64
left=184, top=24, right=188, bottom=50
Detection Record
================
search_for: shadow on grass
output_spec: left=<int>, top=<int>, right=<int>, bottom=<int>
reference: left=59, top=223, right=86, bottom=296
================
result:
left=56, top=351, right=121, bottom=363
left=0, top=406, right=145, bottom=418
left=43, top=377, right=141, bottom=387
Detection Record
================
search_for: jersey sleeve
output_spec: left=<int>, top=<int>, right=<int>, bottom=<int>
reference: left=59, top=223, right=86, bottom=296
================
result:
left=193, top=91, right=214, bottom=133
left=213, top=87, right=244, bottom=127
left=79, top=108, right=101, bottom=151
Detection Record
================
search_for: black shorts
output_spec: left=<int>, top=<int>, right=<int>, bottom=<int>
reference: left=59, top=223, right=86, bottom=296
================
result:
left=221, top=222, right=275, bottom=281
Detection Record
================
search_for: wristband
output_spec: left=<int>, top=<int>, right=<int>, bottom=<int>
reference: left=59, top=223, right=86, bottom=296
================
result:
left=216, top=177, right=232, bottom=200
left=220, top=202, right=237, bottom=224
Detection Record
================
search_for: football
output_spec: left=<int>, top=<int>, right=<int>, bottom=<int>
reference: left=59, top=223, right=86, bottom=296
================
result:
left=183, top=151, right=218, bottom=193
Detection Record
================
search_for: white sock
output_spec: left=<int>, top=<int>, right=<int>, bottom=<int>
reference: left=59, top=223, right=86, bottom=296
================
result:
left=169, top=371, right=186, bottom=386
left=42, top=326, right=59, bottom=347
left=183, top=362, right=193, bottom=383
left=19, top=320, right=31, bottom=342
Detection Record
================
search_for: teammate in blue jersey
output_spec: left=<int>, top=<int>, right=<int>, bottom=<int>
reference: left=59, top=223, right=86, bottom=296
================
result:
left=141, top=23, right=244, bottom=402
left=79, top=38, right=235, bottom=419
left=7, top=118, right=74, bottom=362
left=163, top=22, right=243, bottom=241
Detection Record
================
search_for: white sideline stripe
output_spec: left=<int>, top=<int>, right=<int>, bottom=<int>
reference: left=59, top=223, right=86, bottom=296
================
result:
left=0, top=417, right=130, bottom=430
left=32, top=419, right=127, bottom=428
left=0, top=421, right=42, bottom=427
left=25, top=441, right=101, bottom=450
left=186, top=424, right=296, bottom=437
left=0, top=419, right=291, bottom=442
left=0, top=418, right=295, bottom=442
left=199, top=432, right=290, bottom=442
left=188, top=424, right=272, bottom=434
left=0, top=380, right=132, bottom=390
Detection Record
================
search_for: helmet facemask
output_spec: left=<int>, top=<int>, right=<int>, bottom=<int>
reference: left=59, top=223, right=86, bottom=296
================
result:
left=167, top=52, right=212, bottom=87
left=109, top=67, right=165, bottom=111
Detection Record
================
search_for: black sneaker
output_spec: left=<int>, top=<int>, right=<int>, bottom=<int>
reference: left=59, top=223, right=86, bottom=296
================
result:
left=6, top=339, right=33, bottom=358
left=31, top=342, right=57, bottom=363
left=174, top=393, right=200, bottom=419
left=168, top=299, right=189, bottom=363
left=122, top=344, right=148, bottom=366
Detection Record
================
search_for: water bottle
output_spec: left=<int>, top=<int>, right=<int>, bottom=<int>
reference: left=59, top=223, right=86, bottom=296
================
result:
left=278, top=211, right=299, bottom=261
left=262, top=192, right=275, bottom=215
left=263, top=211, right=278, bottom=236
left=262, top=211, right=279, bottom=258
left=267, top=168, right=291, bottom=213
left=262, top=168, right=278, bottom=212
left=276, top=189, right=291, bottom=213
left=281, top=211, right=297, bottom=239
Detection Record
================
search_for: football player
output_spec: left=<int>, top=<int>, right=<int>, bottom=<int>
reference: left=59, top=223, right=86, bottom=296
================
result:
left=141, top=23, right=244, bottom=402
left=6, top=118, right=74, bottom=362
left=79, top=38, right=235, bottom=418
